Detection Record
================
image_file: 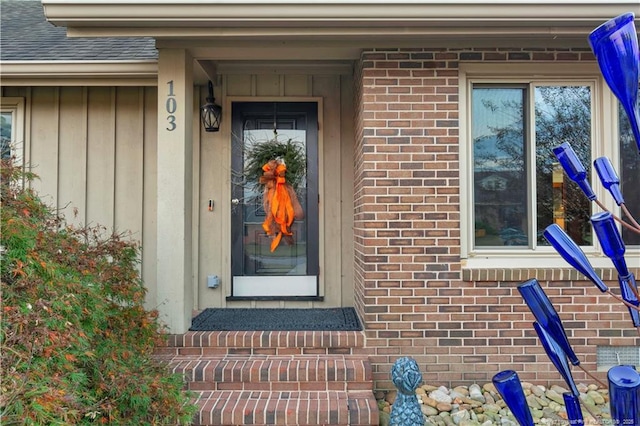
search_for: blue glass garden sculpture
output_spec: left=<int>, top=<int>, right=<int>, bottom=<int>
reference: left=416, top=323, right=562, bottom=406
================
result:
left=533, top=322, right=579, bottom=396
left=492, top=370, right=533, bottom=426
left=389, top=357, right=424, bottom=426
left=510, top=12, right=640, bottom=423
left=543, top=224, right=608, bottom=293
left=552, top=143, right=597, bottom=200
left=491, top=370, right=534, bottom=426
left=592, top=211, right=630, bottom=277
left=589, top=12, right=640, bottom=153
left=594, top=157, right=625, bottom=206
left=518, top=279, right=580, bottom=365
left=591, top=212, right=640, bottom=328
left=608, top=365, right=640, bottom=425
left=563, top=392, right=584, bottom=425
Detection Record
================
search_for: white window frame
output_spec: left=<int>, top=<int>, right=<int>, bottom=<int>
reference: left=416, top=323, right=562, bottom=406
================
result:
left=1, top=97, right=26, bottom=167
left=460, top=63, right=638, bottom=269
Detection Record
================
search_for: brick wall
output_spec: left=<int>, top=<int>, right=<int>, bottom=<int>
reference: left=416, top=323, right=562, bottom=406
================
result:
left=352, top=47, right=640, bottom=391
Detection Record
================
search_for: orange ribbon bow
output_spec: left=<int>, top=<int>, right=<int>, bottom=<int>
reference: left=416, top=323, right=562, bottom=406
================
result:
left=260, top=159, right=304, bottom=252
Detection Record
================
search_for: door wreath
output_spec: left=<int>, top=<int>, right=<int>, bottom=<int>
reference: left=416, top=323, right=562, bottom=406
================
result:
left=244, top=138, right=306, bottom=251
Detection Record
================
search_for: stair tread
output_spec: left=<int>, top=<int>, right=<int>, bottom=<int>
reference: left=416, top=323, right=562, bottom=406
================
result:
left=159, top=330, right=365, bottom=350
left=192, top=390, right=378, bottom=426
left=160, top=354, right=371, bottom=361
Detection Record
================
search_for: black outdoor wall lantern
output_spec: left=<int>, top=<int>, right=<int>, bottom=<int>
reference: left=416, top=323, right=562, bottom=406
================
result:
left=201, top=80, right=222, bottom=132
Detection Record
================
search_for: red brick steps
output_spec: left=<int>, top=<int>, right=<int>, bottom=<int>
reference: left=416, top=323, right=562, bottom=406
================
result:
left=155, top=330, right=378, bottom=425
left=192, top=390, right=376, bottom=426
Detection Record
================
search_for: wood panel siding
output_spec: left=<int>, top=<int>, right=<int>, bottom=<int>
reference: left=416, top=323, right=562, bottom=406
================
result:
left=142, top=88, right=159, bottom=310
left=2, top=85, right=159, bottom=308
left=86, top=87, right=116, bottom=231
left=114, top=87, right=145, bottom=237
left=29, top=87, right=60, bottom=208
left=58, top=87, right=88, bottom=227
left=3, top=68, right=355, bottom=313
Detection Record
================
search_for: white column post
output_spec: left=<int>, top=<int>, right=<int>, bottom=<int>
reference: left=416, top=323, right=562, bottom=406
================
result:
left=156, top=49, right=194, bottom=333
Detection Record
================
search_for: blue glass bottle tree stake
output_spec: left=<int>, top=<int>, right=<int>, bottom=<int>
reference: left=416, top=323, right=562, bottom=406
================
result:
left=608, top=365, right=640, bottom=424
left=495, top=11, right=640, bottom=426
left=492, top=370, right=534, bottom=426
left=589, top=12, right=640, bottom=153
left=563, top=392, right=584, bottom=426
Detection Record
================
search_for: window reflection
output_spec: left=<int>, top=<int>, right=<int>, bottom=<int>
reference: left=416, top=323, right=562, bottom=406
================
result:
left=473, top=87, right=527, bottom=247
left=472, top=84, right=593, bottom=248
left=535, top=86, right=592, bottom=246
left=620, top=102, right=640, bottom=246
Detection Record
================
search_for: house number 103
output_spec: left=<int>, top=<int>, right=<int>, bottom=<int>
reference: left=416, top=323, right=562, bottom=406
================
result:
left=166, top=80, right=177, bottom=131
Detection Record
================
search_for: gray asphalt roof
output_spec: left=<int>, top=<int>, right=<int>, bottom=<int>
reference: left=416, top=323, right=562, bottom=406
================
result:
left=1, top=0, right=158, bottom=61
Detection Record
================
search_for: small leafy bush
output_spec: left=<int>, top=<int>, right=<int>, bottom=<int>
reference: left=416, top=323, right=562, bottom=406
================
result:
left=0, top=159, right=196, bottom=425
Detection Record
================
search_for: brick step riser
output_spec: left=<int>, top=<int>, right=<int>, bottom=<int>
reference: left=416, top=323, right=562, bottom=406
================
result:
left=192, top=391, right=378, bottom=426
left=171, top=358, right=372, bottom=382
left=187, top=381, right=374, bottom=392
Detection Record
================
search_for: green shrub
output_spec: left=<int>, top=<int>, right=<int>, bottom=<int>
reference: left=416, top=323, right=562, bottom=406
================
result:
left=0, top=159, right=196, bottom=425
left=244, top=138, right=307, bottom=192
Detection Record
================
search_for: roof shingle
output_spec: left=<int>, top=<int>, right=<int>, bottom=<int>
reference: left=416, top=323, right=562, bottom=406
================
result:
left=1, top=0, right=157, bottom=61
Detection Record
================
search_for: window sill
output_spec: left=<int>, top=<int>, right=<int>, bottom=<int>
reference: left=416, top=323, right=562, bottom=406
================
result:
left=461, top=252, right=640, bottom=282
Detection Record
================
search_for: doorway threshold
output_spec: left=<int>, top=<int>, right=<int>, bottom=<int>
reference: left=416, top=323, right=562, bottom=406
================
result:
left=226, top=295, right=324, bottom=302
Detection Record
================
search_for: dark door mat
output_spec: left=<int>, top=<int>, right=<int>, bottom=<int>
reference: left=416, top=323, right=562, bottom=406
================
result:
left=189, top=307, right=362, bottom=331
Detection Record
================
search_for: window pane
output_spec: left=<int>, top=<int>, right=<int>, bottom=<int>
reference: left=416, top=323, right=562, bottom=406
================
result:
left=620, top=102, right=640, bottom=246
left=0, top=111, right=12, bottom=159
left=534, top=86, right=592, bottom=245
left=472, top=87, right=528, bottom=247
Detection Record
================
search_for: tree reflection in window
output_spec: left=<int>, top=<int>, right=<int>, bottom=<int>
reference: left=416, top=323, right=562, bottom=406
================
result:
left=472, top=84, right=592, bottom=248
left=620, top=100, right=640, bottom=246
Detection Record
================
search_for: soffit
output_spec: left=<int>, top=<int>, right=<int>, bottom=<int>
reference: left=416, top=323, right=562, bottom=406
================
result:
left=42, top=1, right=640, bottom=41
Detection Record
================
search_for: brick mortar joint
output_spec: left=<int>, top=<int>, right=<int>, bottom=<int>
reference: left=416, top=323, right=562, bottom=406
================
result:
left=461, top=267, right=640, bottom=282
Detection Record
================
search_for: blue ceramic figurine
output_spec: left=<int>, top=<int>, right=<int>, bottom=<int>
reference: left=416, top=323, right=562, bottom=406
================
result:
left=389, top=357, right=424, bottom=426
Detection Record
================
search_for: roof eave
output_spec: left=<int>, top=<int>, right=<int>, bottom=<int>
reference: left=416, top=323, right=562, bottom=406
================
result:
left=41, top=1, right=640, bottom=38
left=0, top=60, right=158, bottom=85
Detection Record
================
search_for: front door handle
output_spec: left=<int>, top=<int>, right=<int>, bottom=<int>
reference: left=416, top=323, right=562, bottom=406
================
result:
left=231, top=198, right=240, bottom=205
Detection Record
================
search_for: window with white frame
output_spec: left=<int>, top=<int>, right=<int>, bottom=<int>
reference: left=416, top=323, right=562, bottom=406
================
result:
left=471, top=82, right=594, bottom=250
left=1, top=97, right=25, bottom=165
left=620, top=102, right=640, bottom=246
left=462, top=63, right=639, bottom=262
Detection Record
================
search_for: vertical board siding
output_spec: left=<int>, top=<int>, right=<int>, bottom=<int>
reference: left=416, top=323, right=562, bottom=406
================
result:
left=191, top=87, right=201, bottom=312
left=58, top=87, right=88, bottom=227
left=29, top=87, right=60, bottom=207
left=114, top=87, right=144, bottom=237
left=22, top=85, right=157, bottom=307
left=256, top=74, right=280, bottom=97
left=312, top=75, right=341, bottom=305
left=86, top=87, right=116, bottom=230
left=142, top=86, right=159, bottom=308
left=284, top=75, right=311, bottom=96
left=226, top=75, right=252, bottom=96
left=199, top=77, right=240, bottom=308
